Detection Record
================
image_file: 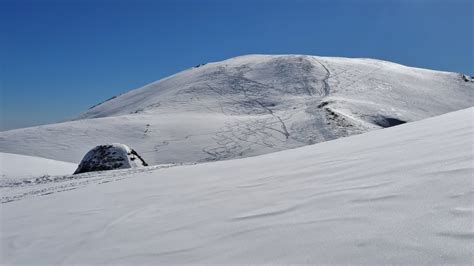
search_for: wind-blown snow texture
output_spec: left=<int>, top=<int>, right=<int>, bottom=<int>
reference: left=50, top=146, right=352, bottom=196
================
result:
left=0, top=153, right=76, bottom=180
left=1, top=108, right=473, bottom=264
left=0, top=55, right=472, bottom=165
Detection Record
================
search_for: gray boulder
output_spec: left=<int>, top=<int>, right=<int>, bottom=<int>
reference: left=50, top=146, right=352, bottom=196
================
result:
left=74, top=144, right=148, bottom=174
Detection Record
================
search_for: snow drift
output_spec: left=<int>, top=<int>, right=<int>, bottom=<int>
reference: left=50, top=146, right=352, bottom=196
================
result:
left=74, top=144, right=148, bottom=174
left=1, top=108, right=473, bottom=264
left=0, top=152, right=76, bottom=180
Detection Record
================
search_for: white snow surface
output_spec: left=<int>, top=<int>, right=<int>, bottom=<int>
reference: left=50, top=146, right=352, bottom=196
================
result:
left=0, top=55, right=472, bottom=165
left=0, top=152, right=76, bottom=180
left=1, top=108, right=473, bottom=264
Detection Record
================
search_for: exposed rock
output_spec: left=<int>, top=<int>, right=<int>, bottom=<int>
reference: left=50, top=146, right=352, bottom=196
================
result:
left=74, top=144, right=148, bottom=174
left=461, top=74, right=473, bottom=82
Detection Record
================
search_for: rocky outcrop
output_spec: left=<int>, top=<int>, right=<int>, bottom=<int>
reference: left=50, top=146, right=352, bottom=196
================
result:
left=74, top=144, right=148, bottom=174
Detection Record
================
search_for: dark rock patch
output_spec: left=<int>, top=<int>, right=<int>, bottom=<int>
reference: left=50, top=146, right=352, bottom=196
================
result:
left=372, top=115, right=407, bottom=128
left=461, top=74, right=473, bottom=82
left=74, top=144, right=148, bottom=174
left=317, top=101, right=329, bottom=108
left=194, top=63, right=207, bottom=68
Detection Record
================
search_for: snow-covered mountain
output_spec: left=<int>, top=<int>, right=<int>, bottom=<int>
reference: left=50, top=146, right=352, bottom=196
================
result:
left=0, top=55, right=472, bottom=164
left=2, top=107, right=472, bottom=264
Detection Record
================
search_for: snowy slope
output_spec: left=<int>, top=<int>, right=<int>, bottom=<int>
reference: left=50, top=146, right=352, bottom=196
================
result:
left=0, top=55, right=472, bottom=165
left=0, top=152, right=76, bottom=180
left=1, top=108, right=473, bottom=264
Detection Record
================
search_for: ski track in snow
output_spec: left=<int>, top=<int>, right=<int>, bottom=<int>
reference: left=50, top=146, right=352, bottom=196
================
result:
left=0, top=163, right=188, bottom=203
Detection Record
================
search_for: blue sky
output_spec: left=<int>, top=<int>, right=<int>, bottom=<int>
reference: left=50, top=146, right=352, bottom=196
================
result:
left=1, top=0, right=472, bottom=130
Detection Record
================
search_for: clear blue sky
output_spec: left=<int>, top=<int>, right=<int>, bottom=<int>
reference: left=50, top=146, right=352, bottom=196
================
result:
left=1, top=0, right=472, bottom=131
